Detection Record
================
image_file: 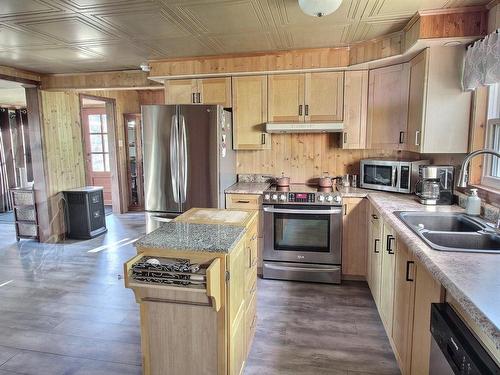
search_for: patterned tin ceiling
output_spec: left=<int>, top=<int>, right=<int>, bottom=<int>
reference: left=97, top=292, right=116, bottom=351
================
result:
left=0, top=0, right=489, bottom=74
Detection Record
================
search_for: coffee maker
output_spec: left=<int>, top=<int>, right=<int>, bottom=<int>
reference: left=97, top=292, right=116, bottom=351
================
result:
left=416, top=165, right=454, bottom=205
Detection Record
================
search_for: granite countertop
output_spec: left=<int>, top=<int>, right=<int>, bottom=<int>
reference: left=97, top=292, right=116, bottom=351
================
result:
left=225, top=182, right=271, bottom=195
left=357, top=191, right=500, bottom=350
left=135, top=222, right=246, bottom=253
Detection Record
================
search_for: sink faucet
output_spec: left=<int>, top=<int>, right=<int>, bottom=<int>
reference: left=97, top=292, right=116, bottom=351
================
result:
left=457, top=149, right=500, bottom=188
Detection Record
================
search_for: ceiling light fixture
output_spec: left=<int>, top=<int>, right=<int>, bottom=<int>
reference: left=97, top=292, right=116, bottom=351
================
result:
left=298, top=0, right=342, bottom=17
left=140, top=62, right=151, bottom=72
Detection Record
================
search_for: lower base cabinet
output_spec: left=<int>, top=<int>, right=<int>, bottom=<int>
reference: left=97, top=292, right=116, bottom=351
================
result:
left=367, top=202, right=444, bottom=375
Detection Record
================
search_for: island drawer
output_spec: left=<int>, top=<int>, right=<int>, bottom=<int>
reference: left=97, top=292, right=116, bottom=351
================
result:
left=226, top=194, right=262, bottom=210
left=124, top=252, right=223, bottom=312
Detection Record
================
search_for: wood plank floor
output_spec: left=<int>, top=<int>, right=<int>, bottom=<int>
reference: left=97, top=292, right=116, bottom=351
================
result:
left=0, top=214, right=399, bottom=375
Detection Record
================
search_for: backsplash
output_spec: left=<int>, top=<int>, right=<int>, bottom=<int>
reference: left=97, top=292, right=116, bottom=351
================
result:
left=456, top=191, right=500, bottom=223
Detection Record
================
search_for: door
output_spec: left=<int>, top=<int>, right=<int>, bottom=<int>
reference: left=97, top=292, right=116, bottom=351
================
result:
left=379, top=223, right=397, bottom=335
left=263, top=205, right=342, bottom=265
left=342, top=197, right=368, bottom=277
left=165, top=79, right=197, bottom=104
left=367, top=206, right=383, bottom=306
left=407, top=49, right=428, bottom=153
left=82, top=108, right=112, bottom=205
left=367, top=63, right=410, bottom=149
left=343, top=70, right=368, bottom=149
left=392, top=240, right=416, bottom=374
left=268, top=74, right=305, bottom=122
left=177, top=105, right=219, bottom=212
left=410, top=260, right=444, bottom=375
left=232, top=75, right=270, bottom=150
left=305, top=72, right=344, bottom=122
left=141, top=105, right=181, bottom=213
left=199, top=77, right=231, bottom=107
left=124, top=113, right=144, bottom=211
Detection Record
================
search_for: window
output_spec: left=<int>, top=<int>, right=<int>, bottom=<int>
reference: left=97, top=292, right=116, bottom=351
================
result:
left=481, top=83, right=500, bottom=190
left=87, top=113, right=110, bottom=172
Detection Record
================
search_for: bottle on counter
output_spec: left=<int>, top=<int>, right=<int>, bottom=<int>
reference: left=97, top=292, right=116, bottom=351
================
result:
left=466, top=188, right=481, bottom=216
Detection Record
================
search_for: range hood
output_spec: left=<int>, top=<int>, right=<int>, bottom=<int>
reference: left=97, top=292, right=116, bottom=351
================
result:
left=265, top=122, right=344, bottom=134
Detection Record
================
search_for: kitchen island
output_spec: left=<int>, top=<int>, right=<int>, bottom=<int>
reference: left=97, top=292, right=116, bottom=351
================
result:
left=125, top=208, right=258, bottom=375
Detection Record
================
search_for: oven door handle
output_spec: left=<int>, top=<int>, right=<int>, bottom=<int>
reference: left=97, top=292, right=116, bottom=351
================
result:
left=264, top=264, right=340, bottom=272
left=262, top=207, right=342, bottom=215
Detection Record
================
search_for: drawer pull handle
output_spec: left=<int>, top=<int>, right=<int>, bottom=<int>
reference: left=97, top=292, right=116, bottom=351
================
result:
left=236, top=200, right=250, bottom=204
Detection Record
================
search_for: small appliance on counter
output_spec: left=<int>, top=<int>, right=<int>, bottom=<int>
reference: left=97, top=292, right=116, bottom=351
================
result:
left=416, top=165, right=454, bottom=205
left=360, top=159, right=428, bottom=193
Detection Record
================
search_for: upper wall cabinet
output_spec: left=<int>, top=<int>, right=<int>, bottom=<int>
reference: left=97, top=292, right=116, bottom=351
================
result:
left=342, top=70, right=368, bottom=149
left=268, top=72, right=344, bottom=123
left=367, top=64, right=410, bottom=150
left=406, top=47, right=471, bottom=154
left=232, top=75, right=270, bottom=150
left=165, top=77, right=231, bottom=107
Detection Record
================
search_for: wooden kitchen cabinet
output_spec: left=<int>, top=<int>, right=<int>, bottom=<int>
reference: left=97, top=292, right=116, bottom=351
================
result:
left=410, top=259, right=444, bottom=375
left=343, top=70, right=368, bottom=149
left=366, top=204, right=383, bottom=306
left=268, top=72, right=343, bottom=123
left=165, top=77, right=231, bottom=107
left=367, top=63, right=410, bottom=150
left=379, top=222, right=397, bottom=335
left=232, top=75, right=270, bottom=150
left=406, top=47, right=471, bottom=153
left=391, top=240, right=416, bottom=374
left=342, top=197, right=368, bottom=278
left=164, top=79, right=196, bottom=104
left=305, top=72, right=343, bottom=122
left=268, top=74, right=305, bottom=122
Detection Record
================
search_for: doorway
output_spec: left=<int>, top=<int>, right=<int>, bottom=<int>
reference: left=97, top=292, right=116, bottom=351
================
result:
left=80, top=95, right=120, bottom=214
left=0, top=79, right=30, bottom=223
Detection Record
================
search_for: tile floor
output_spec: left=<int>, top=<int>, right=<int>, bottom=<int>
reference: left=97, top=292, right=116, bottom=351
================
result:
left=0, top=213, right=399, bottom=375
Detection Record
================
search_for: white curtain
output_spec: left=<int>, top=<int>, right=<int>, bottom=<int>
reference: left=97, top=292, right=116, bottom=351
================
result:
left=463, top=29, right=500, bottom=91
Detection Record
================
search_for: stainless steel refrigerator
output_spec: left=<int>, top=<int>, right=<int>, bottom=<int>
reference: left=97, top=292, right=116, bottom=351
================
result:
left=141, top=105, right=236, bottom=232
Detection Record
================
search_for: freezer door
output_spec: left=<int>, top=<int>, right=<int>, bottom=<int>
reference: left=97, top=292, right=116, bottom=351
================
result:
left=178, top=105, right=219, bottom=211
left=141, top=105, right=181, bottom=213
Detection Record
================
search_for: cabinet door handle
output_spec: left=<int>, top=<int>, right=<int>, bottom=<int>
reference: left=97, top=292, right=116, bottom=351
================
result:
left=386, top=235, right=395, bottom=254
left=192, top=93, right=196, bottom=103
left=415, top=130, right=420, bottom=146
left=343, top=133, right=347, bottom=144
left=371, top=214, right=378, bottom=220
left=405, top=261, right=415, bottom=282
left=374, top=239, right=380, bottom=253
left=196, top=92, right=201, bottom=103
left=343, top=204, right=347, bottom=216
left=261, top=133, right=266, bottom=145
left=299, top=105, right=303, bottom=116
left=399, top=131, right=405, bottom=144
left=305, top=104, right=309, bottom=116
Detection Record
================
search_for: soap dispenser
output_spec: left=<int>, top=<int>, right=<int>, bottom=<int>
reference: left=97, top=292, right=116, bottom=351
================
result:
left=466, top=188, right=481, bottom=216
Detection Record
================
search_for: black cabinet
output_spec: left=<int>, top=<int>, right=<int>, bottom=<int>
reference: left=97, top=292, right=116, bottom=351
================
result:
left=63, top=186, right=107, bottom=239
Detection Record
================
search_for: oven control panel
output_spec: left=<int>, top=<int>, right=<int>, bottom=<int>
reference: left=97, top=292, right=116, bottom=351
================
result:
left=263, top=191, right=342, bottom=205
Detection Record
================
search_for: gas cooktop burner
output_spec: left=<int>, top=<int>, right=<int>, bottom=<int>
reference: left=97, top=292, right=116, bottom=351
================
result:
left=263, top=184, right=342, bottom=205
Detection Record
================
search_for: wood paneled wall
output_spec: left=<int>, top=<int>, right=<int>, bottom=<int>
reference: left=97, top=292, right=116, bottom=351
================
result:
left=138, top=90, right=165, bottom=105
left=40, top=91, right=86, bottom=238
left=236, top=134, right=414, bottom=183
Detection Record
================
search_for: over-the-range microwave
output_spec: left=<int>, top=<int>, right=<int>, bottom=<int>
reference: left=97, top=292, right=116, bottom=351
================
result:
left=360, top=159, right=429, bottom=194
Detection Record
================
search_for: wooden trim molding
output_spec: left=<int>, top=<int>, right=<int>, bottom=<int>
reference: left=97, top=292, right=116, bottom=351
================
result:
left=41, top=70, right=163, bottom=91
left=0, top=66, right=41, bottom=83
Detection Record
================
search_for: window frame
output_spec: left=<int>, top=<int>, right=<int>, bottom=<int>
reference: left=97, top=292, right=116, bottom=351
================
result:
left=481, top=118, right=500, bottom=190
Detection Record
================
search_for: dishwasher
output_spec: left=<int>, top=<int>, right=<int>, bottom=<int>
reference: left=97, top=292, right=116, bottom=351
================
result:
left=429, top=303, right=499, bottom=375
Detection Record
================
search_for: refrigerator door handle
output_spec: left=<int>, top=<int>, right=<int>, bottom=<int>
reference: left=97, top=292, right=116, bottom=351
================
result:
left=169, top=114, right=179, bottom=203
left=179, top=115, right=188, bottom=203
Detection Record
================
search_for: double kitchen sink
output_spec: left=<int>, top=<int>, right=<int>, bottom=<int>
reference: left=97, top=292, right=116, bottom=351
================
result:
left=396, top=212, right=500, bottom=254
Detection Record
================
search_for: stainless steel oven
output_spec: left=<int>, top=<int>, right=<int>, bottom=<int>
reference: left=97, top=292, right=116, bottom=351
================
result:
left=360, top=159, right=428, bottom=193
left=262, top=187, right=343, bottom=284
